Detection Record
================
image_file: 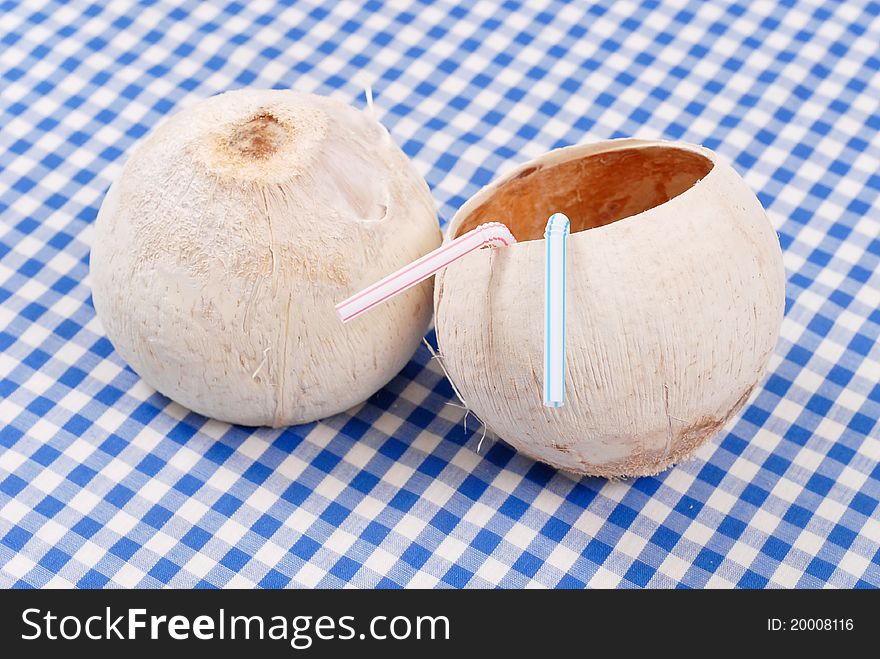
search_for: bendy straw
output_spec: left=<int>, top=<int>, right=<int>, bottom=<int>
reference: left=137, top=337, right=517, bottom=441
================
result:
left=543, top=212, right=570, bottom=408
left=336, top=222, right=516, bottom=323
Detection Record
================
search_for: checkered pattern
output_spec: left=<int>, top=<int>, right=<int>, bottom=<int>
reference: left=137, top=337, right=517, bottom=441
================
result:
left=1, top=0, right=878, bottom=589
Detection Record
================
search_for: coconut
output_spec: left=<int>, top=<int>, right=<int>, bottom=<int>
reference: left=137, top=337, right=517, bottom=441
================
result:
left=90, top=89, right=441, bottom=427
left=434, top=139, right=785, bottom=477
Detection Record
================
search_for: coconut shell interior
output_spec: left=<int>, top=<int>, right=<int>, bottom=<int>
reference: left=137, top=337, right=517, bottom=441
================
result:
left=454, top=146, right=714, bottom=241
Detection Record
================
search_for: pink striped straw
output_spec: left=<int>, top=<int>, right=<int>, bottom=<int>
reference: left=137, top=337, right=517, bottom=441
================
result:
left=336, top=222, right=516, bottom=323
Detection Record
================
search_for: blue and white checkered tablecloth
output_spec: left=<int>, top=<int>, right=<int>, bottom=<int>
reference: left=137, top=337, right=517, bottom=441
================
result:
left=1, top=0, right=878, bottom=589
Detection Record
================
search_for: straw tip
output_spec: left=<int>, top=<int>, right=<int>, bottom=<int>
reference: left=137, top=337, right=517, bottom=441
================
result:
left=545, top=213, right=570, bottom=238
left=543, top=400, right=564, bottom=408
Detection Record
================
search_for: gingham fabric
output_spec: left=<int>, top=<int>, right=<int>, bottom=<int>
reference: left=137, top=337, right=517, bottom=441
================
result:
left=1, top=0, right=878, bottom=590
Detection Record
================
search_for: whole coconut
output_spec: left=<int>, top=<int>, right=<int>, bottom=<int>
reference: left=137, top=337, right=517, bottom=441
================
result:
left=91, top=89, right=440, bottom=426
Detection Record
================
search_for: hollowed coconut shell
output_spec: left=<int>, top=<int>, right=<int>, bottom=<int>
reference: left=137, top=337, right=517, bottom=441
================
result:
left=434, top=139, right=785, bottom=477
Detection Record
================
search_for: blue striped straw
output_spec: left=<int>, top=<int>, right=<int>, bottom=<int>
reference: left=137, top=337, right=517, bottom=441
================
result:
left=544, top=212, right=570, bottom=408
